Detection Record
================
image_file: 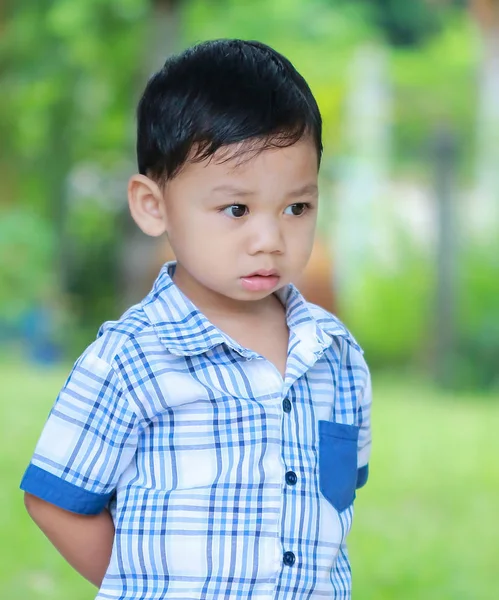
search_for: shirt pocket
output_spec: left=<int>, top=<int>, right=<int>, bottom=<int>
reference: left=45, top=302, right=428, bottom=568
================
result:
left=318, top=420, right=359, bottom=513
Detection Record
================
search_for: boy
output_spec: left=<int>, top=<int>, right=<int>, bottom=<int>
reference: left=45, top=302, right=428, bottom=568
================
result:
left=21, top=39, right=372, bottom=600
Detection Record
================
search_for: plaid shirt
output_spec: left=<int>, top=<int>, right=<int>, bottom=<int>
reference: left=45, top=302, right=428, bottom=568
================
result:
left=21, top=262, right=372, bottom=600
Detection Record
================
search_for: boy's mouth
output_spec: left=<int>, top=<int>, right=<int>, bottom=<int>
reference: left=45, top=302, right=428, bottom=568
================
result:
left=240, top=269, right=280, bottom=292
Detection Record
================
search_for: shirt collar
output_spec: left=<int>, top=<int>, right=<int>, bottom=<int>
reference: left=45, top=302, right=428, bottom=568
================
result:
left=141, top=261, right=357, bottom=357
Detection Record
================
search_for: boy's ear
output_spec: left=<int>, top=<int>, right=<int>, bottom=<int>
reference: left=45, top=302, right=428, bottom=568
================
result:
left=127, top=174, right=168, bottom=237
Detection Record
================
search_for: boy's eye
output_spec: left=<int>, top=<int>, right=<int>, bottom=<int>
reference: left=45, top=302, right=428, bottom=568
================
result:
left=284, top=203, right=309, bottom=216
left=223, top=204, right=248, bottom=218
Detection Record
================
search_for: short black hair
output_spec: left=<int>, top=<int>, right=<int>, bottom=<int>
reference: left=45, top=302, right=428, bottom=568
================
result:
left=136, top=39, right=322, bottom=181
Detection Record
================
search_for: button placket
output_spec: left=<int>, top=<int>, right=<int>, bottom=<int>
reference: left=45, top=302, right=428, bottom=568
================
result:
left=280, top=387, right=298, bottom=573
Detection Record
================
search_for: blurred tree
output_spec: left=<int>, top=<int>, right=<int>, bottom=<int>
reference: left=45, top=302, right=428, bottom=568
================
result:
left=0, top=0, right=150, bottom=348
left=457, top=0, right=499, bottom=389
left=120, top=0, right=184, bottom=309
left=359, top=0, right=442, bottom=47
left=432, top=126, right=459, bottom=387
left=327, top=0, right=448, bottom=47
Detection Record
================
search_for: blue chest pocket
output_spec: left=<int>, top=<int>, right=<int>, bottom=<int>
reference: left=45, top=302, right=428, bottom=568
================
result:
left=318, top=420, right=359, bottom=513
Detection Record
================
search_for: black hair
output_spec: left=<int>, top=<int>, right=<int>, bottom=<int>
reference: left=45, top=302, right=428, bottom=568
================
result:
left=136, top=39, right=322, bottom=181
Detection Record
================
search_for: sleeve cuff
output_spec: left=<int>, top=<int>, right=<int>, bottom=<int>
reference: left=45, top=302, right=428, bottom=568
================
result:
left=20, top=464, right=112, bottom=515
left=356, top=464, right=369, bottom=489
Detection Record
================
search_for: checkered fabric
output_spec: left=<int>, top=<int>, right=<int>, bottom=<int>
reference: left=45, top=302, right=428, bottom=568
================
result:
left=21, top=262, right=372, bottom=600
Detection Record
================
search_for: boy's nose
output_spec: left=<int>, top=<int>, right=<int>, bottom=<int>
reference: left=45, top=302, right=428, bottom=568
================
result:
left=247, top=218, right=285, bottom=255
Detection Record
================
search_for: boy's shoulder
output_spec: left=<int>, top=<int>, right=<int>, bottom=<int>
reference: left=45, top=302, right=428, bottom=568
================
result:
left=305, top=302, right=370, bottom=391
left=82, top=301, right=159, bottom=368
left=83, top=263, right=186, bottom=367
left=305, top=300, right=363, bottom=354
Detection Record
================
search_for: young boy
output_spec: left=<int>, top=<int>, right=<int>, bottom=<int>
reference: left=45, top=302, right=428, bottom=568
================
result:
left=21, top=39, right=372, bottom=600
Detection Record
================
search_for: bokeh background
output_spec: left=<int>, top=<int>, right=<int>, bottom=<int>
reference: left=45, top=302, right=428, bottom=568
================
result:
left=1, top=1, right=498, bottom=598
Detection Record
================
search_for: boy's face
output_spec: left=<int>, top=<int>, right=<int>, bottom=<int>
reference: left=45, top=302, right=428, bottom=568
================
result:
left=130, top=137, right=319, bottom=307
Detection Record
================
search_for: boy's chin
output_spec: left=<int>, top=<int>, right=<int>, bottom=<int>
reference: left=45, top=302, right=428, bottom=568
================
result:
left=212, top=286, right=277, bottom=304
left=233, top=284, right=287, bottom=303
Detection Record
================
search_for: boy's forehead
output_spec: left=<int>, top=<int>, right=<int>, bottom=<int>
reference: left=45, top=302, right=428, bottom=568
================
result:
left=185, top=137, right=319, bottom=180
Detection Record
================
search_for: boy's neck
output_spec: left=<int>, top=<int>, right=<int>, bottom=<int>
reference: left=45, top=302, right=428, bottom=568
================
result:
left=172, top=262, right=289, bottom=376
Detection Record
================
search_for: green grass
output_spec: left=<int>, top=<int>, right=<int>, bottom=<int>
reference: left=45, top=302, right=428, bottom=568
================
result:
left=349, top=374, right=499, bottom=600
left=1, top=364, right=498, bottom=599
left=1, top=364, right=95, bottom=600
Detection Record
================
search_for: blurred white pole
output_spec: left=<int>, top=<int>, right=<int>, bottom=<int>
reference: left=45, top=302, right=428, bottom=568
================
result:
left=471, top=1, right=499, bottom=237
left=333, top=44, right=392, bottom=299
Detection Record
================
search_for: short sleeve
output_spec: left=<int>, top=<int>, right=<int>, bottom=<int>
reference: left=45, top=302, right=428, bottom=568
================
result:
left=20, top=352, right=139, bottom=515
left=356, top=368, right=372, bottom=489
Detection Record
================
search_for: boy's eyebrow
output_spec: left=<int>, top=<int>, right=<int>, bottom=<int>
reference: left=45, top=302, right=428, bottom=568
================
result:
left=287, top=183, right=319, bottom=198
left=210, top=185, right=254, bottom=197
left=210, top=183, right=318, bottom=198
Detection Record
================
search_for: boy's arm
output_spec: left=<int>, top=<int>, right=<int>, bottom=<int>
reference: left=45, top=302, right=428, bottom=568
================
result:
left=20, top=352, right=140, bottom=586
left=24, top=492, right=114, bottom=588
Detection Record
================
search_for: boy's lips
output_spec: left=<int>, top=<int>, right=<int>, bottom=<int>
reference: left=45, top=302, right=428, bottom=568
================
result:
left=240, top=269, right=280, bottom=292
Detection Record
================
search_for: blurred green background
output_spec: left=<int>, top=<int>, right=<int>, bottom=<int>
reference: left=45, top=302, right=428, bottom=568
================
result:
left=1, top=0, right=498, bottom=598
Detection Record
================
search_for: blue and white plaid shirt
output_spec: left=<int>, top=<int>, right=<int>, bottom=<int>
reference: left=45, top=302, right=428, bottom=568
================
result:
left=21, top=261, right=372, bottom=600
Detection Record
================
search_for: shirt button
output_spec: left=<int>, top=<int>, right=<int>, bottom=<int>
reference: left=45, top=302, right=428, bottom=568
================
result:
left=285, top=470, right=297, bottom=485
left=283, top=551, right=296, bottom=566
left=282, top=398, right=292, bottom=413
